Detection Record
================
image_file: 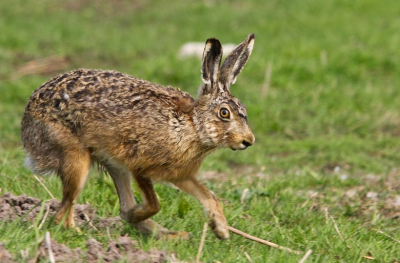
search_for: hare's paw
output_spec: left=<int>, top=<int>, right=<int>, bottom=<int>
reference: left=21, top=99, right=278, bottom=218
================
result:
left=133, top=219, right=190, bottom=239
left=209, top=218, right=230, bottom=240
left=161, top=231, right=191, bottom=240
left=55, top=210, right=75, bottom=229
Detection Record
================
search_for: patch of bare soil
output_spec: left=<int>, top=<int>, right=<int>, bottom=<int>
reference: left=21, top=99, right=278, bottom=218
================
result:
left=0, top=193, right=169, bottom=263
left=0, top=192, right=121, bottom=228
left=299, top=170, right=400, bottom=221
left=0, top=243, right=14, bottom=263
left=30, top=236, right=167, bottom=263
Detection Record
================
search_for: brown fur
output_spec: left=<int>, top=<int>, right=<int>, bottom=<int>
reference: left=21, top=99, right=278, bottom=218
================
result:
left=21, top=34, right=256, bottom=239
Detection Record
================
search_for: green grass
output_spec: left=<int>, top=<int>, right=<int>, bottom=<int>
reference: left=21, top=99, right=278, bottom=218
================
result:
left=1, top=0, right=400, bottom=262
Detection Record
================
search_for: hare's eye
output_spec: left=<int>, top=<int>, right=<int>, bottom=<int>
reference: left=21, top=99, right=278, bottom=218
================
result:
left=219, top=108, right=230, bottom=119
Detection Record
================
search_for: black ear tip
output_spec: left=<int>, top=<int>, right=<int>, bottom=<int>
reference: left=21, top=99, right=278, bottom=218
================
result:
left=205, top=38, right=223, bottom=55
left=248, top=33, right=255, bottom=40
left=206, top=38, right=221, bottom=45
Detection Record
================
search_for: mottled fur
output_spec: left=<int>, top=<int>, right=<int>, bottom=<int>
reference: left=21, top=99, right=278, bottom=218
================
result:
left=21, top=34, right=256, bottom=239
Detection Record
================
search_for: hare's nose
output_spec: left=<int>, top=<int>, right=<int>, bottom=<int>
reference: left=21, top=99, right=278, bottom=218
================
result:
left=242, top=140, right=253, bottom=148
left=246, top=132, right=255, bottom=145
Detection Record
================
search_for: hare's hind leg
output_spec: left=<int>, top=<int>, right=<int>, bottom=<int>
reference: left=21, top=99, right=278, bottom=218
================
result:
left=21, top=116, right=90, bottom=228
left=173, top=178, right=229, bottom=239
left=55, top=148, right=91, bottom=228
left=104, top=164, right=169, bottom=237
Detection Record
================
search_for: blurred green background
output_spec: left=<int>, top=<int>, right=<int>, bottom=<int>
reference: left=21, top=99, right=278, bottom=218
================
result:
left=2, top=0, right=400, bottom=173
left=1, top=0, right=400, bottom=262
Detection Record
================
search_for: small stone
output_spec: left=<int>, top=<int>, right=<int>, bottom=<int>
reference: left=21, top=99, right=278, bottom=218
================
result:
left=366, top=192, right=378, bottom=199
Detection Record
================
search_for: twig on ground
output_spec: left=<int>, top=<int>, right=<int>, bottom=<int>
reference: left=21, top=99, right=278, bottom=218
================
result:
left=196, top=223, right=208, bottom=262
left=244, top=251, right=253, bottom=263
left=298, top=249, right=313, bottom=263
left=33, top=174, right=55, bottom=199
left=227, top=226, right=302, bottom=254
left=374, top=228, right=400, bottom=244
left=38, top=204, right=50, bottom=230
left=45, top=232, right=55, bottom=263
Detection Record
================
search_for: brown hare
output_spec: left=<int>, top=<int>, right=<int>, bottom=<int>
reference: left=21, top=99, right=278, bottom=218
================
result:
left=21, top=34, right=255, bottom=239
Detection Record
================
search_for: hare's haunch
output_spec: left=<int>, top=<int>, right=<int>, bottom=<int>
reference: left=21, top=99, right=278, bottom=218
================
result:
left=21, top=34, right=256, bottom=239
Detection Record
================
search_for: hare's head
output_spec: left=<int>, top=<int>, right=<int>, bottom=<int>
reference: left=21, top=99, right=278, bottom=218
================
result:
left=193, top=34, right=255, bottom=151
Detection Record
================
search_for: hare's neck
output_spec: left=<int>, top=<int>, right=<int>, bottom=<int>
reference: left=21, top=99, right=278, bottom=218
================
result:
left=191, top=108, right=219, bottom=152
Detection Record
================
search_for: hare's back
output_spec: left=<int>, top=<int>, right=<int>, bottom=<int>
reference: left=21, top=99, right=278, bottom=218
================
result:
left=24, top=69, right=185, bottom=127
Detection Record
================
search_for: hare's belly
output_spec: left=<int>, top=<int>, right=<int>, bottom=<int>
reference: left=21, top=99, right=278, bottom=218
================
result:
left=139, top=162, right=203, bottom=182
left=92, top=148, right=203, bottom=182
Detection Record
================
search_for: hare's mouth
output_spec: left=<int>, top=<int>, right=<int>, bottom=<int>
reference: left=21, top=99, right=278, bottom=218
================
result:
left=230, top=141, right=252, bottom=151
left=230, top=147, right=246, bottom=151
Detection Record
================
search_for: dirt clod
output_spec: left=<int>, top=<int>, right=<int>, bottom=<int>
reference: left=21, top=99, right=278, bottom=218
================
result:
left=31, top=236, right=168, bottom=263
left=87, top=236, right=167, bottom=263
left=36, top=238, right=82, bottom=263
left=0, top=193, right=170, bottom=262
left=0, top=243, right=15, bottom=263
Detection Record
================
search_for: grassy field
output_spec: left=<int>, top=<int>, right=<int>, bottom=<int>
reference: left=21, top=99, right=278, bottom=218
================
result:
left=1, top=0, right=400, bottom=262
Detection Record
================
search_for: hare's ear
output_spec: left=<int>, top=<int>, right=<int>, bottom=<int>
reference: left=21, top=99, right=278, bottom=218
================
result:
left=200, top=38, right=223, bottom=95
left=219, top=34, right=255, bottom=91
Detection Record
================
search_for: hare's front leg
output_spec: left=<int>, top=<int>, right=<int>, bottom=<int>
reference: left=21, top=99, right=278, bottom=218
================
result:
left=174, top=178, right=229, bottom=239
left=130, top=174, right=161, bottom=222
left=104, top=164, right=169, bottom=237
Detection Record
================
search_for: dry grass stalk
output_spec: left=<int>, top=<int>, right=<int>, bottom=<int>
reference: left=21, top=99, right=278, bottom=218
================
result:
left=329, top=215, right=344, bottom=242
left=83, top=212, right=99, bottom=231
left=330, top=215, right=344, bottom=241
left=261, top=61, right=273, bottom=99
left=241, top=188, right=249, bottom=205
left=45, top=232, right=55, bottom=263
left=301, top=192, right=318, bottom=208
left=244, top=251, right=253, bottom=263
left=374, top=229, right=400, bottom=244
left=12, top=55, right=69, bottom=80
left=298, top=249, right=313, bottom=263
left=106, top=226, right=112, bottom=241
left=362, top=255, right=374, bottom=260
left=38, top=204, right=50, bottom=230
left=324, top=207, right=329, bottom=224
left=196, top=223, right=208, bottom=262
left=227, top=226, right=302, bottom=254
left=325, top=208, right=351, bottom=249
left=33, top=175, right=55, bottom=199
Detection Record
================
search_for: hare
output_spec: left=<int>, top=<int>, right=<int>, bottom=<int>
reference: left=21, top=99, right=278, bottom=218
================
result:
left=21, top=34, right=255, bottom=239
